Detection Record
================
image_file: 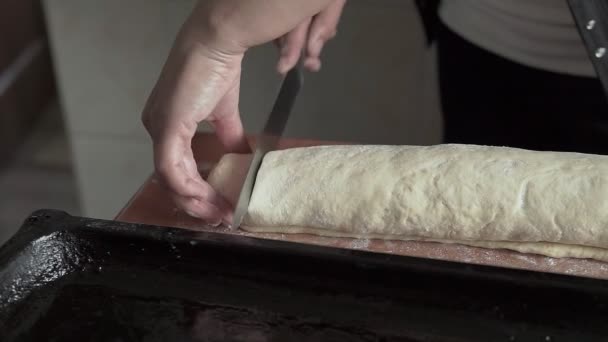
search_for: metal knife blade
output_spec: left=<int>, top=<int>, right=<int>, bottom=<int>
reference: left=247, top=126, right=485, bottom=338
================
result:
left=230, top=66, right=304, bottom=229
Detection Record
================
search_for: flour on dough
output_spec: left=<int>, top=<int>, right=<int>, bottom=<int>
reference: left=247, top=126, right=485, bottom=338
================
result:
left=208, top=145, right=608, bottom=261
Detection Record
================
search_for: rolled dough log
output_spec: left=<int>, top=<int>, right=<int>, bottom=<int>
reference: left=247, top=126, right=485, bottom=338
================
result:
left=208, top=145, right=608, bottom=261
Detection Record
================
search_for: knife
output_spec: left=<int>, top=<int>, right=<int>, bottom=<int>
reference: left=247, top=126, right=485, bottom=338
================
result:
left=230, top=65, right=304, bottom=229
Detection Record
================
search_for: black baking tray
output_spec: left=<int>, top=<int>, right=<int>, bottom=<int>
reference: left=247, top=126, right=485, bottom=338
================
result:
left=1, top=210, right=607, bottom=341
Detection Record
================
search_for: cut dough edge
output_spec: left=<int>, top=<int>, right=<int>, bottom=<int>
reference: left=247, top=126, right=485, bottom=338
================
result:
left=242, top=225, right=608, bottom=262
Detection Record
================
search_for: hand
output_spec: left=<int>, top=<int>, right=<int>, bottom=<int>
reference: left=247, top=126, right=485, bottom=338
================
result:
left=276, top=0, right=346, bottom=74
left=142, top=0, right=336, bottom=224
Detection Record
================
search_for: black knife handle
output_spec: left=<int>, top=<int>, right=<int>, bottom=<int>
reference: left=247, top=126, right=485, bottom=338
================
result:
left=568, top=0, right=608, bottom=98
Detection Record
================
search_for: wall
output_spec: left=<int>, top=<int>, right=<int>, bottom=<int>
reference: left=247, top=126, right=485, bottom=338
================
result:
left=0, top=0, right=56, bottom=165
left=42, top=0, right=442, bottom=219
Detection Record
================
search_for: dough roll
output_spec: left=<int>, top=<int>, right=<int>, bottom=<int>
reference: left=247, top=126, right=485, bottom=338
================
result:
left=208, top=145, right=608, bottom=261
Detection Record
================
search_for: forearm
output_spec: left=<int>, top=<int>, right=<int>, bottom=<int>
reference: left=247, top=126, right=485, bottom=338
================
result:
left=183, top=0, right=336, bottom=53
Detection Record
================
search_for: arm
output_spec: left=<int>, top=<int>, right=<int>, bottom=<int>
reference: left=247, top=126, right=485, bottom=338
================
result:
left=183, top=0, right=340, bottom=52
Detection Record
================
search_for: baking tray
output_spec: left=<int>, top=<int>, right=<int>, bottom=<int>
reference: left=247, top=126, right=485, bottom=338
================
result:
left=1, top=210, right=608, bottom=341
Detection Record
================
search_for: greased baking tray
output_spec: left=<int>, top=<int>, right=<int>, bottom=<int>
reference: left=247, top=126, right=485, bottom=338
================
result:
left=1, top=210, right=607, bottom=341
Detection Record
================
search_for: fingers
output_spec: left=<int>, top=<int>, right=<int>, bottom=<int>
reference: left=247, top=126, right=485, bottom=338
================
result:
left=304, top=0, right=346, bottom=72
left=153, top=123, right=197, bottom=197
left=208, top=76, right=251, bottom=154
left=277, top=18, right=312, bottom=74
left=153, top=129, right=232, bottom=223
left=160, top=161, right=233, bottom=224
left=172, top=193, right=229, bottom=226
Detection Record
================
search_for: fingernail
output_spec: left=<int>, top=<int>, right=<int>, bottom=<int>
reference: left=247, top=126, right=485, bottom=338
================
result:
left=207, top=219, right=222, bottom=227
left=305, top=58, right=321, bottom=72
left=222, top=214, right=234, bottom=227
left=277, top=61, right=289, bottom=74
left=220, top=210, right=234, bottom=227
left=277, top=61, right=286, bottom=74
left=185, top=210, right=201, bottom=219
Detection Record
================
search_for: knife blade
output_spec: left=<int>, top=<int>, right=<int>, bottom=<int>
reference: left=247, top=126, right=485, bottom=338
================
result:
left=230, top=65, right=304, bottom=229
